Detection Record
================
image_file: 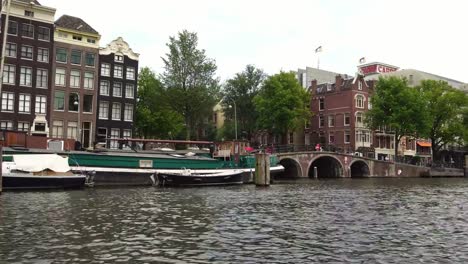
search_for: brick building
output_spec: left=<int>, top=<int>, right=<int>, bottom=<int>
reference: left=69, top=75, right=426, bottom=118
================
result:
left=0, top=0, right=55, bottom=136
left=97, top=37, right=139, bottom=149
left=307, top=74, right=375, bottom=156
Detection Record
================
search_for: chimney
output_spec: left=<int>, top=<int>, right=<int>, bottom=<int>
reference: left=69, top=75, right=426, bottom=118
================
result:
left=309, top=79, right=318, bottom=93
left=335, top=75, right=342, bottom=90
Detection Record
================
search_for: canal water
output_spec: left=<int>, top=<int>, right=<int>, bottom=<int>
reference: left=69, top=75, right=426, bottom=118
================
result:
left=1, top=178, right=468, bottom=263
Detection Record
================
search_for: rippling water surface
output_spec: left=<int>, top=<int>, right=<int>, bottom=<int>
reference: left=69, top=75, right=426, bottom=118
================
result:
left=1, top=178, right=468, bottom=263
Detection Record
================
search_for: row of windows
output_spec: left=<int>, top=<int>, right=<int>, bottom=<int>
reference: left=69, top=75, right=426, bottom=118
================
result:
left=56, top=47, right=95, bottom=67
left=98, top=102, right=134, bottom=121
left=101, top=63, right=135, bottom=80
left=318, top=130, right=371, bottom=144
left=4, top=43, right=49, bottom=62
left=53, top=92, right=93, bottom=113
left=7, top=21, right=50, bottom=41
left=1, top=92, right=46, bottom=114
left=318, top=95, right=368, bottom=111
left=0, top=120, right=30, bottom=131
left=99, top=80, right=134, bottom=98
left=2, top=64, right=49, bottom=87
left=57, top=32, right=97, bottom=44
left=55, top=68, right=95, bottom=89
left=318, top=112, right=362, bottom=128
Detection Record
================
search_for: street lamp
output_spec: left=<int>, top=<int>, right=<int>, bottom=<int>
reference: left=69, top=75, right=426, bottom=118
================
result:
left=74, top=99, right=81, bottom=143
left=226, top=99, right=237, bottom=140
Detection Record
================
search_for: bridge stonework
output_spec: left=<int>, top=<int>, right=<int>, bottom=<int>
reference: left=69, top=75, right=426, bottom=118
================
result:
left=277, top=151, right=431, bottom=178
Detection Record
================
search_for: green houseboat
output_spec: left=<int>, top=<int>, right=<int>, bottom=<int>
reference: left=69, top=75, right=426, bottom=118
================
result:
left=2, top=139, right=283, bottom=186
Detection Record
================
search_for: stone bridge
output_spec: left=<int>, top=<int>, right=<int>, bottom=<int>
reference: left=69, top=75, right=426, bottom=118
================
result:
left=276, top=151, right=432, bottom=178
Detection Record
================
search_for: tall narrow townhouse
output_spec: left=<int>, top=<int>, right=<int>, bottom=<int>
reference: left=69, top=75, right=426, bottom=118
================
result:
left=0, top=0, right=55, bottom=135
left=97, top=37, right=139, bottom=149
left=51, top=15, right=100, bottom=149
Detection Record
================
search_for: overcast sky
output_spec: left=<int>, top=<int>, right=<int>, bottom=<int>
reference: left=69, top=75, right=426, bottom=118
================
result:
left=41, top=0, right=467, bottom=83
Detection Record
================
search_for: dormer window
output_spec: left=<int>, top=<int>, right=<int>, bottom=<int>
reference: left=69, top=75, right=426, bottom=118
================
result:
left=72, top=35, right=82, bottom=41
left=25, top=11, right=34, bottom=17
left=115, top=55, right=124, bottom=63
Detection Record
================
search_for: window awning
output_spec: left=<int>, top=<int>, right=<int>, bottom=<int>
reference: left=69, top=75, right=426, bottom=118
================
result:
left=417, top=141, right=431, bottom=147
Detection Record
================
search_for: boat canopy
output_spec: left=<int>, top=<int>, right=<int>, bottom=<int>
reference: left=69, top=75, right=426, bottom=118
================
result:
left=9, top=154, right=71, bottom=173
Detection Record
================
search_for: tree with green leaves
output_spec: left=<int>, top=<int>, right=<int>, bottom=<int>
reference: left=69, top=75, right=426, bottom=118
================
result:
left=253, top=71, right=310, bottom=144
left=417, top=80, right=468, bottom=161
left=161, top=30, right=220, bottom=140
left=135, top=67, right=184, bottom=139
left=222, top=65, right=266, bottom=140
left=365, top=76, right=428, bottom=161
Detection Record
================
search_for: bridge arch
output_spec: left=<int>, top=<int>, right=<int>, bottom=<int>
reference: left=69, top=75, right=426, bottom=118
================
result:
left=278, top=158, right=302, bottom=178
left=307, top=155, right=344, bottom=178
left=350, top=160, right=370, bottom=177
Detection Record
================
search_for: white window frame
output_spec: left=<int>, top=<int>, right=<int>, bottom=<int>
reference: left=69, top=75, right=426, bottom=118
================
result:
left=21, top=45, right=33, bottom=60
left=110, top=128, right=120, bottom=149
left=18, top=121, right=29, bottom=132
left=124, top=104, right=133, bottom=121
left=67, top=121, right=78, bottom=140
left=54, top=90, right=65, bottom=111
left=101, top=63, right=110, bottom=76
left=355, top=111, right=364, bottom=127
left=344, top=113, right=350, bottom=126
left=355, top=94, right=365, bottom=108
left=55, top=68, right=66, bottom=86
left=328, top=115, right=335, bottom=127
left=37, top=48, right=49, bottom=63
left=344, top=131, right=350, bottom=144
left=0, top=121, right=13, bottom=130
left=21, top=23, right=34, bottom=38
left=3, top=64, right=16, bottom=85
left=126, top=67, right=135, bottom=80
left=6, top=42, right=16, bottom=58
left=2, top=92, right=14, bottom=112
left=36, top=68, right=48, bottom=88
left=18, top=93, right=31, bottom=113
left=113, top=82, right=122, bottom=97
left=37, top=26, right=50, bottom=41
left=52, top=120, right=64, bottom=138
left=35, top=95, right=47, bottom=114
left=114, top=65, right=123, bottom=78
left=70, top=70, right=80, bottom=88
left=84, top=72, right=94, bottom=89
left=19, top=66, right=32, bottom=87
left=99, top=101, right=109, bottom=119
left=112, top=103, right=121, bottom=120
left=125, top=83, right=134, bottom=98
left=100, top=80, right=109, bottom=96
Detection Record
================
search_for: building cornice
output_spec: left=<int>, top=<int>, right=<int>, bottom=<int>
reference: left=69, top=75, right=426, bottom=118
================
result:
left=99, top=37, right=139, bottom=61
left=55, top=26, right=101, bottom=39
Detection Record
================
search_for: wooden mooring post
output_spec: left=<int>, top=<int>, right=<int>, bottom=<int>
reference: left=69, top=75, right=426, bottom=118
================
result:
left=465, top=154, right=468, bottom=177
left=255, top=153, right=270, bottom=186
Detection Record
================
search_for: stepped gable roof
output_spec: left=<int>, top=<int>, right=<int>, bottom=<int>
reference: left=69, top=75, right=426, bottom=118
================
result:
left=16, top=0, right=41, bottom=5
left=55, top=14, right=98, bottom=35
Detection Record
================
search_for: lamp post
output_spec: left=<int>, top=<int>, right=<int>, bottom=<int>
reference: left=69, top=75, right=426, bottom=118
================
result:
left=227, top=99, right=237, bottom=141
left=74, top=99, right=81, bottom=143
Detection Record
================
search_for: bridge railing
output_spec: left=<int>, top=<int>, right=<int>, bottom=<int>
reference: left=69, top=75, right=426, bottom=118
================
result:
left=261, top=144, right=350, bottom=154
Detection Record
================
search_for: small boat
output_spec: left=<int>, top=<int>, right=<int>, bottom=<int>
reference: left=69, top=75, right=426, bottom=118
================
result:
left=156, top=169, right=244, bottom=187
left=2, top=154, right=87, bottom=190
